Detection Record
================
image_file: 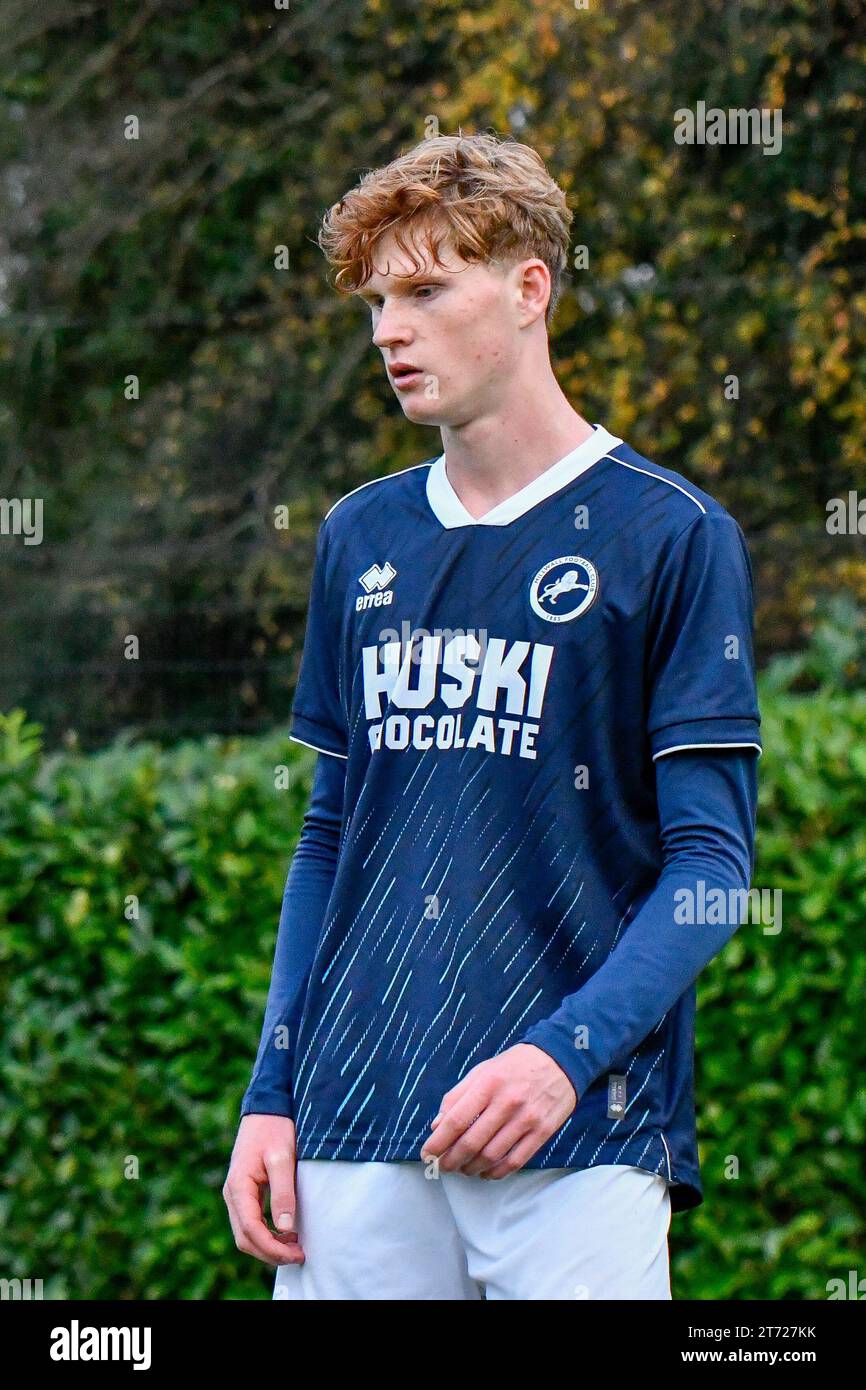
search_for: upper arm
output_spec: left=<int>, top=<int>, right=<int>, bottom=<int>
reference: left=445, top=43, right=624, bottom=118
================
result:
left=289, top=520, right=350, bottom=761
left=645, top=511, right=762, bottom=763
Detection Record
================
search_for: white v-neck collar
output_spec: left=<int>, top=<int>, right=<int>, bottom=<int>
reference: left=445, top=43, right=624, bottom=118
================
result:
left=425, top=423, right=623, bottom=529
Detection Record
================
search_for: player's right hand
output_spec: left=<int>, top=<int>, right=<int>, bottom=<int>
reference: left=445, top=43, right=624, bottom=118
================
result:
left=223, top=1114, right=305, bottom=1266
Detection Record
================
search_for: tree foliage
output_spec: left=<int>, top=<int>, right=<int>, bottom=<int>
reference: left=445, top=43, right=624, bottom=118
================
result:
left=1, top=0, right=864, bottom=745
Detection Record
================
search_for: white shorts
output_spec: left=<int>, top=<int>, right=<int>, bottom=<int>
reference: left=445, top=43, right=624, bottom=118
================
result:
left=273, top=1160, right=672, bottom=1301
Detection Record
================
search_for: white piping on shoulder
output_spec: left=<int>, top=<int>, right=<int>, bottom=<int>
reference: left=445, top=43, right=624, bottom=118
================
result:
left=602, top=453, right=707, bottom=514
left=323, top=462, right=433, bottom=523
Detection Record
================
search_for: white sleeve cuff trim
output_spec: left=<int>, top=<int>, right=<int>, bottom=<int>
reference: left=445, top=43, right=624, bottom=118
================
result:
left=653, top=741, right=763, bottom=761
left=289, top=733, right=348, bottom=760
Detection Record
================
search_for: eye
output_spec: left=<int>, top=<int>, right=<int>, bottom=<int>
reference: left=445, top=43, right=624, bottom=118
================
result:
left=414, top=285, right=438, bottom=298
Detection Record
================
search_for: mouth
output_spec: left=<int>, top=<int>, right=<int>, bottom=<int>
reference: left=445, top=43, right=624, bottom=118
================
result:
left=389, top=365, right=423, bottom=391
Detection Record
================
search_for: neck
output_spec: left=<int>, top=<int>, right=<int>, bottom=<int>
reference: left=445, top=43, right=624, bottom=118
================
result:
left=438, top=361, right=594, bottom=519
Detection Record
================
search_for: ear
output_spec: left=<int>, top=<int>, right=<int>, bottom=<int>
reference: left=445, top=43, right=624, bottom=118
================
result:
left=515, top=258, right=551, bottom=327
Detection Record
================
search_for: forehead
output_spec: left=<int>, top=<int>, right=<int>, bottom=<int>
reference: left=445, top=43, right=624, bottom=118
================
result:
left=364, top=220, right=473, bottom=289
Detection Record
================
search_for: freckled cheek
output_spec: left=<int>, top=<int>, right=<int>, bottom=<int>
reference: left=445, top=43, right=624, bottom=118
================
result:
left=438, top=307, right=503, bottom=374
left=475, top=340, right=507, bottom=375
left=459, top=315, right=497, bottom=360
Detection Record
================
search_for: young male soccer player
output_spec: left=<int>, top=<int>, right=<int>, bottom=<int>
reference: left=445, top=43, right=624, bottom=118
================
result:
left=223, top=133, right=762, bottom=1300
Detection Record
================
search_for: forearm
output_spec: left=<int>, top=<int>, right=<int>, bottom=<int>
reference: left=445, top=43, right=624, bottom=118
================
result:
left=520, top=749, right=759, bottom=1099
left=240, top=751, right=345, bottom=1118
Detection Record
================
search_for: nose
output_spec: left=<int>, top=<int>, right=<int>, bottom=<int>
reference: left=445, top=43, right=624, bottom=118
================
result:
left=371, top=299, right=412, bottom=352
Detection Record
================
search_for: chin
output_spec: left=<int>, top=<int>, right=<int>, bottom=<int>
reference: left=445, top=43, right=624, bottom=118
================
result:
left=401, top=399, right=446, bottom=424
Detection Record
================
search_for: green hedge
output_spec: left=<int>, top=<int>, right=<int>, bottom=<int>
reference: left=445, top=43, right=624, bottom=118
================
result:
left=1, top=693, right=864, bottom=1300
left=676, top=688, right=866, bottom=1297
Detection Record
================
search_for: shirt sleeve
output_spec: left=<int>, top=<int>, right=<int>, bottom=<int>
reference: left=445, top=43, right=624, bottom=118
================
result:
left=240, top=751, right=346, bottom=1119
left=518, top=746, right=759, bottom=1101
left=289, top=520, right=349, bottom=761
left=644, top=510, right=762, bottom=761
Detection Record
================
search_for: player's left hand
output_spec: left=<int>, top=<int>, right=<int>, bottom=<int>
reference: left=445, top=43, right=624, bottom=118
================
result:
left=419, top=1043, right=577, bottom=1179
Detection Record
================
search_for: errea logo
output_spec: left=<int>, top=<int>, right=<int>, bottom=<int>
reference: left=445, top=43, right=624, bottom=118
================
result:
left=357, top=561, right=396, bottom=611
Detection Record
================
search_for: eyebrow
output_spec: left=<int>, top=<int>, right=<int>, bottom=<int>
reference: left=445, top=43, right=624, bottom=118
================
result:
left=356, top=274, right=446, bottom=300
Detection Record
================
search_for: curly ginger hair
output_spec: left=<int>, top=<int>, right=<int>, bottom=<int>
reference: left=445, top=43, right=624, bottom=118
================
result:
left=317, top=131, right=574, bottom=326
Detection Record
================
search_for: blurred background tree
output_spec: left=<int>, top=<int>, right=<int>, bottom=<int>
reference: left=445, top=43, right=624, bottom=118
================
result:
left=0, top=0, right=864, bottom=747
left=1, top=0, right=865, bottom=1306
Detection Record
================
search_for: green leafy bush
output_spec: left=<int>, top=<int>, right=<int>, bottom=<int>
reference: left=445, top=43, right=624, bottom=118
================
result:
left=677, top=686, right=866, bottom=1297
left=0, top=711, right=313, bottom=1299
left=1, top=690, right=864, bottom=1299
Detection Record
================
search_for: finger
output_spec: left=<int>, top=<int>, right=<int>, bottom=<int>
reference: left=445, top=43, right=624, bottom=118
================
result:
left=259, top=1182, right=301, bottom=1246
left=229, top=1172, right=305, bottom=1266
left=439, top=1104, right=519, bottom=1171
left=420, top=1098, right=480, bottom=1160
left=263, top=1146, right=301, bottom=1244
left=421, top=1095, right=500, bottom=1169
left=429, top=1075, right=473, bottom=1128
left=459, top=1117, right=531, bottom=1176
left=477, top=1129, right=542, bottom=1180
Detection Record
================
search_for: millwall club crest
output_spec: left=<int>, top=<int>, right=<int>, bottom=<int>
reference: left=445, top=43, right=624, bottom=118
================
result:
left=529, top=555, right=599, bottom=623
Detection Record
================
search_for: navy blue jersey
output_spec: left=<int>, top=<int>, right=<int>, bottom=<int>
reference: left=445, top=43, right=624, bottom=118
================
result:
left=269, top=423, right=762, bottom=1210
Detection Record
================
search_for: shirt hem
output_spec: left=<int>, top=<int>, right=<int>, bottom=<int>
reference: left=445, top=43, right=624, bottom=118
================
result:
left=294, top=1128, right=703, bottom=1215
